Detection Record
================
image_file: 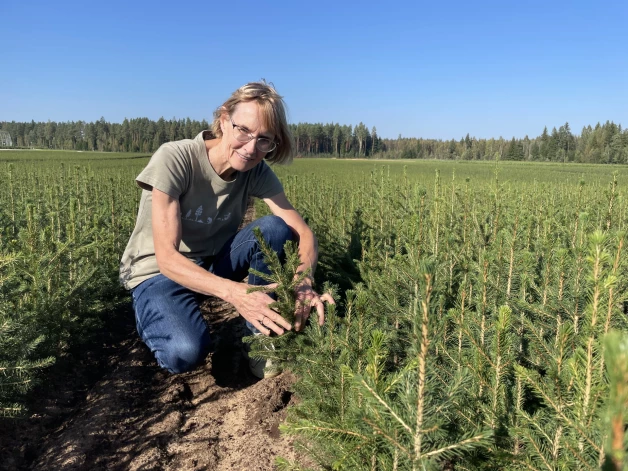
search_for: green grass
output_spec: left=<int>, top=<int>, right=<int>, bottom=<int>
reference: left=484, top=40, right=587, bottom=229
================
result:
left=0, top=150, right=151, bottom=169
left=277, top=157, right=628, bottom=187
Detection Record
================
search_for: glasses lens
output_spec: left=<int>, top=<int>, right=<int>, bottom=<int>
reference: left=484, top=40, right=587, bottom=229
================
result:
left=234, top=126, right=251, bottom=143
left=256, top=139, right=276, bottom=153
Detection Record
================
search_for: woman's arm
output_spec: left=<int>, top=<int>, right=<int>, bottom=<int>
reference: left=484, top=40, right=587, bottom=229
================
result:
left=152, top=188, right=291, bottom=335
left=263, top=192, right=318, bottom=278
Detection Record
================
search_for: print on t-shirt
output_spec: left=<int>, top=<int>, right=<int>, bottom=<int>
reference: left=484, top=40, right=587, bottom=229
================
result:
left=182, top=205, right=231, bottom=225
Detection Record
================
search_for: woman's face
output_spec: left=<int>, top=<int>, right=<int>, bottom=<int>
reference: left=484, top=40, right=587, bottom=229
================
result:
left=220, top=101, right=274, bottom=174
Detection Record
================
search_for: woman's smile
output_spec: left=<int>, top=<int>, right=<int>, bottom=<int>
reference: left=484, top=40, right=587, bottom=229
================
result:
left=235, top=150, right=256, bottom=162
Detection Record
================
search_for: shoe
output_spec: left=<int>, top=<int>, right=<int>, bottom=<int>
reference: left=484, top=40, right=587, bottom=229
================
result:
left=244, top=333, right=282, bottom=379
left=248, top=355, right=281, bottom=379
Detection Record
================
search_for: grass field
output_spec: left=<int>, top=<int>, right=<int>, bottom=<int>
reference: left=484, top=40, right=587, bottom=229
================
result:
left=285, top=156, right=628, bottom=184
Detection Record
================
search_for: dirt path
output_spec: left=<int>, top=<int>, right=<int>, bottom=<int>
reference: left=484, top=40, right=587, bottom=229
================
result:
left=0, top=204, right=308, bottom=471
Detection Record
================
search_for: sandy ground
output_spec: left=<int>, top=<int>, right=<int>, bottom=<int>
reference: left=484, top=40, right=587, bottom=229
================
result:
left=0, top=297, right=304, bottom=471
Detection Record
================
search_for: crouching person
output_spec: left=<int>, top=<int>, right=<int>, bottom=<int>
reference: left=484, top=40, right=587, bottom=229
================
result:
left=119, top=81, right=334, bottom=377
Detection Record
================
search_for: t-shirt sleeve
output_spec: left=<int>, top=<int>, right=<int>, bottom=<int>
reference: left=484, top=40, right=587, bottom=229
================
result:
left=136, top=143, right=190, bottom=198
left=249, top=161, right=284, bottom=199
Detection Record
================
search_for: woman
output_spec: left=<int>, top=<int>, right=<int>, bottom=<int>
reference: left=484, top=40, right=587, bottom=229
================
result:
left=120, top=81, right=333, bottom=378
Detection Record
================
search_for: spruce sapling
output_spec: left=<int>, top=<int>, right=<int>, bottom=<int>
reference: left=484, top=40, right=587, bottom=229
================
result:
left=243, top=226, right=318, bottom=367
left=602, top=330, right=628, bottom=471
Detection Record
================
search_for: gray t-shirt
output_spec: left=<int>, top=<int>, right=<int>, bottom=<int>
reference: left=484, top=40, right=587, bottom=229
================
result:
left=119, top=131, right=284, bottom=290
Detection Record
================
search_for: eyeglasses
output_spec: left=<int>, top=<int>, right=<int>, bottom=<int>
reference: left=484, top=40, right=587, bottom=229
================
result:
left=230, top=117, right=277, bottom=153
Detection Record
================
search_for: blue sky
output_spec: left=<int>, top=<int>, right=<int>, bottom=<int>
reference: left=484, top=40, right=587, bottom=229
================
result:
left=2, top=0, right=626, bottom=140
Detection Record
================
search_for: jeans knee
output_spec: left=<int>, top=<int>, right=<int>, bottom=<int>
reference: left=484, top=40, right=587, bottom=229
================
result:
left=256, top=215, right=295, bottom=250
left=157, top=332, right=210, bottom=374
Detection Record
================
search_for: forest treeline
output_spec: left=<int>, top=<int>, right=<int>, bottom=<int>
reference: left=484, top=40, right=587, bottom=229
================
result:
left=1, top=118, right=627, bottom=164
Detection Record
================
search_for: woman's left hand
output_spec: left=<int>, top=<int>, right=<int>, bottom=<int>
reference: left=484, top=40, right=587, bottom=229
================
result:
left=294, top=282, right=335, bottom=331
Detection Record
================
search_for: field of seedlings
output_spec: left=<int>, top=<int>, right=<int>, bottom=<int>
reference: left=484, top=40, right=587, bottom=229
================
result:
left=0, top=150, right=146, bottom=414
left=266, top=159, right=628, bottom=470
left=1, top=150, right=628, bottom=470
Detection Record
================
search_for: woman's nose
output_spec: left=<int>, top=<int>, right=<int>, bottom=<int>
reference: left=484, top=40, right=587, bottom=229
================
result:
left=242, top=138, right=258, bottom=154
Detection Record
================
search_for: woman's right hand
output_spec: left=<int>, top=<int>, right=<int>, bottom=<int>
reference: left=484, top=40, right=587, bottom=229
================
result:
left=228, top=283, right=292, bottom=336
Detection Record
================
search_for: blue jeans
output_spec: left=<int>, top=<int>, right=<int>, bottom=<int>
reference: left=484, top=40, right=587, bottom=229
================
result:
left=131, top=215, right=295, bottom=374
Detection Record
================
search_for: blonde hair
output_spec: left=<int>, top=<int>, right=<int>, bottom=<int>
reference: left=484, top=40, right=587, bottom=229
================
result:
left=211, top=81, right=294, bottom=164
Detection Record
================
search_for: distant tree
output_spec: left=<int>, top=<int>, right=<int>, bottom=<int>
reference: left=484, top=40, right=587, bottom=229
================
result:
left=371, top=126, right=379, bottom=155
left=344, top=125, right=353, bottom=154
left=447, top=139, right=457, bottom=159
left=464, top=133, right=472, bottom=149
left=44, top=120, right=56, bottom=148
left=558, top=122, right=574, bottom=162
left=548, top=127, right=560, bottom=161
left=332, top=124, right=341, bottom=156
left=530, top=141, right=541, bottom=161
left=3, top=116, right=628, bottom=165
left=522, top=135, right=530, bottom=160
left=354, top=122, right=368, bottom=156
left=540, top=126, right=550, bottom=161
left=313, top=124, right=325, bottom=154
left=610, top=132, right=625, bottom=163
left=504, top=137, right=524, bottom=161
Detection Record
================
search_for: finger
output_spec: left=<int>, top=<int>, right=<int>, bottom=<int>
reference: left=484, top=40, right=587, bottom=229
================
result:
left=264, top=311, right=292, bottom=334
left=265, top=321, right=284, bottom=335
left=313, top=298, right=326, bottom=326
left=264, top=318, right=291, bottom=336
left=251, top=321, right=271, bottom=336
left=310, top=293, right=334, bottom=326
left=294, top=302, right=310, bottom=332
left=294, top=308, right=302, bottom=331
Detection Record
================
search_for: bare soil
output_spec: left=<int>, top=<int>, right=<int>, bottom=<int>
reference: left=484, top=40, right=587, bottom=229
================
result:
left=0, top=298, right=303, bottom=471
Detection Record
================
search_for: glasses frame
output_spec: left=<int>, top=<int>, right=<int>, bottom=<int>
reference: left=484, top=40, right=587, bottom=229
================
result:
left=229, top=117, right=277, bottom=154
